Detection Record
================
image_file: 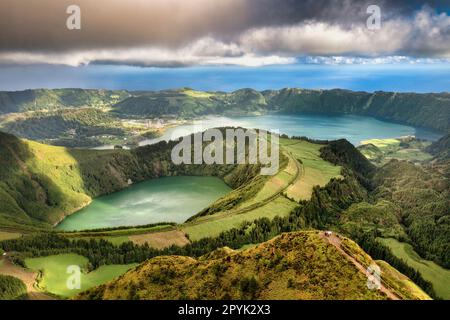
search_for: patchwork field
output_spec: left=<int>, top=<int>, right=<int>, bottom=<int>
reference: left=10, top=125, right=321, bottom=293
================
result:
left=25, top=253, right=137, bottom=297
left=280, top=138, right=342, bottom=201
left=358, top=137, right=433, bottom=165
left=378, top=238, right=450, bottom=299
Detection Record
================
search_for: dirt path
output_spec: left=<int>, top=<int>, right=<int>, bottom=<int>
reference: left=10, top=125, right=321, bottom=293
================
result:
left=0, top=255, right=56, bottom=300
left=321, top=232, right=400, bottom=300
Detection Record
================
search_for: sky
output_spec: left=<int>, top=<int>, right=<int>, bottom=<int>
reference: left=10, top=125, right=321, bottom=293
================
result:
left=0, top=0, right=449, bottom=92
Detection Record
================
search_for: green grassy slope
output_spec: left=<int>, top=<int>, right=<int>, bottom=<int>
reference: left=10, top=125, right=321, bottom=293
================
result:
left=25, top=253, right=136, bottom=297
left=0, top=130, right=261, bottom=229
left=182, top=138, right=342, bottom=241
left=378, top=238, right=450, bottom=299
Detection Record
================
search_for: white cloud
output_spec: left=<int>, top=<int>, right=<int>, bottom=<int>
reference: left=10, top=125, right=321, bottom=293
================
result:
left=239, top=20, right=410, bottom=56
left=0, top=7, right=448, bottom=67
left=0, top=38, right=295, bottom=67
left=238, top=7, right=450, bottom=58
left=300, top=56, right=450, bottom=65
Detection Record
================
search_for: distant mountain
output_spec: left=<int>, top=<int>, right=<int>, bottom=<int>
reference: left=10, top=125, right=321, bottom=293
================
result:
left=76, top=231, right=430, bottom=300
left=0, top=89, right=130, bottom=113
left=0, top=88, right=448, bottom=132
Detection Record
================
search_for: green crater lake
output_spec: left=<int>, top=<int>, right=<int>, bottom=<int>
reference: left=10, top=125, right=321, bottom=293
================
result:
left=56, top=176, right=231, bottom=231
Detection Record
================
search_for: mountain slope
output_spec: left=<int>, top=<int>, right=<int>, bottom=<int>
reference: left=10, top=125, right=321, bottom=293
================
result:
left=76, top=231, right=430, bottom=300
left=1, top=88, right=448, bottom=132
left=426, top=133, right=450, bottom=161
left=0, top=89, right=130, bottom=113
left=263, top=89, right=450, bottom=132
left=0, top=131, right=261, bottom=228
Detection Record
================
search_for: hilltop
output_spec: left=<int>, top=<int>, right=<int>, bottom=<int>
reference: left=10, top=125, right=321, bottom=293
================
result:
left=76, top=231, right=430, bottom=300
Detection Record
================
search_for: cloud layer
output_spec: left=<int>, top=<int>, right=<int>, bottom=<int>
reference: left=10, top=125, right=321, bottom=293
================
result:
left=0, top=0, right=449, bottom=66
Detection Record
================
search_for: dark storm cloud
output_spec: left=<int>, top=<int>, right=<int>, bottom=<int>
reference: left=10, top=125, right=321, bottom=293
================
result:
left=0, top=0, right=448, bottom=66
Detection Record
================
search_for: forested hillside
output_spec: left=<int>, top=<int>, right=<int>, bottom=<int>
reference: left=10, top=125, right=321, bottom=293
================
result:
left=1, top=88, right=448, bottom=132
left=0, top=130, right=261, bottom=228
left=0, top=89, right=130, bottom=113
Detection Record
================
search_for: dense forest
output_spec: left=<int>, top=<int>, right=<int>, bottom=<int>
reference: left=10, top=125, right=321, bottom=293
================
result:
left=0, top=275, right=27, bottom=300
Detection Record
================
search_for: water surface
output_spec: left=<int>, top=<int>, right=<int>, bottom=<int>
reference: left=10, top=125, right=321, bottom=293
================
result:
left=56, top=176, right=231, bottom=231
left=139, top=114, right=443, bottom=146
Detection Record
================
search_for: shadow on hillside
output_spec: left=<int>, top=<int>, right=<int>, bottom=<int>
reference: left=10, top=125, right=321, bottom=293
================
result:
left=0, top=131, right=68, bottom=227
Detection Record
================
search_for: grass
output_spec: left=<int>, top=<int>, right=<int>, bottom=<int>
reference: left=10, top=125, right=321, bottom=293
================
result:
left=376, top=260, right=431, bottom=300
left=129, top=230, right=190, bottom=249
left=280, top=138, right=342, bottom=201
left=378, top=238, right=450, bottom=299
left=62, top=224, right=175, bottom=238
left=25, top=253, right=137, bottom=297
left=183, top=196, right=297, bottom=241
left=183, top=138, right=340, bottom=241
left=237, top=153, right=295, bottom=208
left=360, top=138, right=400, bottom=148
left=182, top=89, right=216, bottom=99
left=358, top=137, right=433, bottom=164
left=0, top=231, right=22, bottom=241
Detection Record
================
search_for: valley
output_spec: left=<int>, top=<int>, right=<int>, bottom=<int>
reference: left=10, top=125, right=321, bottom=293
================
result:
left=0, top=88, right=448, bottom=301
left=0, top=88, right=447, bottom=149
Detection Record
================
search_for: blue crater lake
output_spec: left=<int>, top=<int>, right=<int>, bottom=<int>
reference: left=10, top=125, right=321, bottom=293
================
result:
left=140, top=114, right=443, bottom=147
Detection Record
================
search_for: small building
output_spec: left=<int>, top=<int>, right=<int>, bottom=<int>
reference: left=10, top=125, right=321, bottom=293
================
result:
left=325, top=231, right=333, bottom=237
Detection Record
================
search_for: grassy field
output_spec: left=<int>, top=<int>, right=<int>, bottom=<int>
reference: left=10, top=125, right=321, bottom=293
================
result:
left=0, top=231, right=22, bottom=241
left=129, top=230, right=190, bottom=249
left=359, top=137, right=432, bottom=164
left=236, top=153, right=295, bottom=208
left=183, top=196, right=297, bottom=241
left=378, top=238, right=450, bottom=299
left=25, top=254, right=137, bottom=297
left=376, top=260, right=431, bottom=300
left=280, top=138, right=342, bottom=201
